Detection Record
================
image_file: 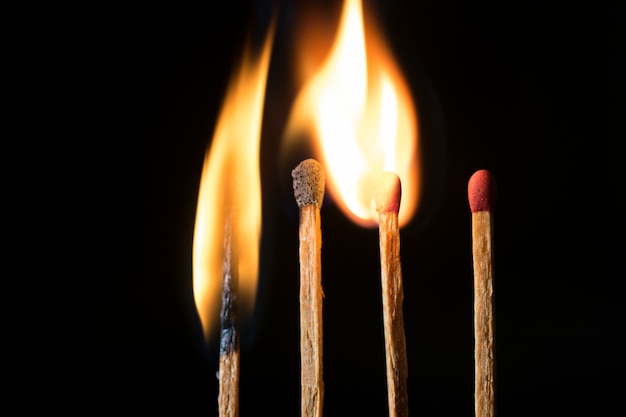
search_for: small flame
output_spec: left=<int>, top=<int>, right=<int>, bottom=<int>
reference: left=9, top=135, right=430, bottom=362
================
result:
left=283, top=0, right=419, bottom=227
left=193, top=28, right=274, bottom=342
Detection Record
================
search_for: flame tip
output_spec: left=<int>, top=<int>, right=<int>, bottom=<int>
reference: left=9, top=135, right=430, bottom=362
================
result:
left=282, top=0, right=419, bottom=227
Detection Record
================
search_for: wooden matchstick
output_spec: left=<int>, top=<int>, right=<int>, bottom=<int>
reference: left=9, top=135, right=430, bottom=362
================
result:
left=292, top=159, right=326, bottom=417
left=375, top=172, right=409, bottom=417
left=218, top=216, right=239, bottom=417
left=468, top=169, right=497, bottom=417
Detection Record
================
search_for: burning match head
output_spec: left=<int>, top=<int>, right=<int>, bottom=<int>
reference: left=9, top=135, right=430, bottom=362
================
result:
left=292, top=158, right=325, bottom=208
left=468, top=169, right=497, bottom=213
left=374, top=172, right=402, bottom=214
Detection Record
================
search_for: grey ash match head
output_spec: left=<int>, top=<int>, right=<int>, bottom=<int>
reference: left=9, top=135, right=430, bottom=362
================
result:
left=374, top=172, right=402, bottom=214
left=292, top=158, right=325, bottom=208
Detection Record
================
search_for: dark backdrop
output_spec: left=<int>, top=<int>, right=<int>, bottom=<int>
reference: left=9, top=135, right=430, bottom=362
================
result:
left=66, top=1, right=623, bottom=415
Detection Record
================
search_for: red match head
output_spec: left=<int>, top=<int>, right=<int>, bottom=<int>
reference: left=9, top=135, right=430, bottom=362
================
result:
left=468, top=169, right=496, bottom=213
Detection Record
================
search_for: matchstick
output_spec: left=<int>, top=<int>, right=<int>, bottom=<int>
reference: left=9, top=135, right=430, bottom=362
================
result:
left=468, top=169, right=497, bottom=417
left=218, top=216, right=239, bottom=417
left=375, top=172, right=409, bottom=417
left=292, top=159, right=326, bottom=417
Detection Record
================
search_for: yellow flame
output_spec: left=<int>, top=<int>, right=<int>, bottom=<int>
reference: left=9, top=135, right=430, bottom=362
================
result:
left=283, top=0, right=419, bottom=227
left=193, top=27, right=274, bottom=342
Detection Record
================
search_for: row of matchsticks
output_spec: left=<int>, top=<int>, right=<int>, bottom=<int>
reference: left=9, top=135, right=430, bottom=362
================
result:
left=217, top=159, right=497, bottom=417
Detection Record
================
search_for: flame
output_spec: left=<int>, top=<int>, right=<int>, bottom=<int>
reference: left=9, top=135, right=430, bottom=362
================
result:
left=283, top=0, right=419, bottom=227
left=193, top=27, right=274, bottom=342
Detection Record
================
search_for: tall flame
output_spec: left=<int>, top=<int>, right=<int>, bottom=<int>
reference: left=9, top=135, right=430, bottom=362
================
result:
left=193, top=28, right=274, bottom=342
left=283, top=0, right=419, bottom=227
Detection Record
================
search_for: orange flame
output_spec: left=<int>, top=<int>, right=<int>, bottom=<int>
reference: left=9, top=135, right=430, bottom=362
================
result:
left=193, top=27, right=274, bottom=342
left=283, top=0, right=419, bottom=227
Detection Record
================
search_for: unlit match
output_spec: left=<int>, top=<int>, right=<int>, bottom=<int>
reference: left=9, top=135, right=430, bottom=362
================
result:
left=468, top=169, right=497, bottom=417
left=292, top=158, right=326, bottom=417
left=375, top=172, right=409, bottom=417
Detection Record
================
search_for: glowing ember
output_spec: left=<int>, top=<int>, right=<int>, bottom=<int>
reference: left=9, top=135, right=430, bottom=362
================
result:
left=282, top=0, right=420, bottom=227
left=192, top=29, right=274, bottom=342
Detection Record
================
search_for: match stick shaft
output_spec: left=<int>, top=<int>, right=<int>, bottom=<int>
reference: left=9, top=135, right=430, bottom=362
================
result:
left=219, top=218, right=239, bottom=417
left=379, top=211, right=409, bottom=417
left=472, top=211, right=495, bottom=417
left=218, top=344, right=239, bottom=417
left=299, top=204, right=324, bottom=417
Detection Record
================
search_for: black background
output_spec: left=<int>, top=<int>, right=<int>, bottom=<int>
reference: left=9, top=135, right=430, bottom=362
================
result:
left=65, top=0, right=623, bottom=415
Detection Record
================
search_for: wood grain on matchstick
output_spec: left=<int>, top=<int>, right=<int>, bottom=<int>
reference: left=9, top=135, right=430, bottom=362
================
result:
left=375, top=172, right=409, bottom=417
left=219, top=216, right=239, bottom=417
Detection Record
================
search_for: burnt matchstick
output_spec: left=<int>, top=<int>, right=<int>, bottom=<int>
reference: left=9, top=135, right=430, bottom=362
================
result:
left=468, top=169, right=497, bottom=417
left=375, top=172, right=409, bottom=417
left=292, top=159, right=326, bottom=417
left=218, top=216, right=240, bottom=417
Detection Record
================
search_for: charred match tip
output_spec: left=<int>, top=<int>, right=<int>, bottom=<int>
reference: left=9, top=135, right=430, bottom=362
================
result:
left=468, top=169, right=497, bottom=213
left=374, top=172, right=402, bottom=214
left=292, top=158, right=325, bottom=208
